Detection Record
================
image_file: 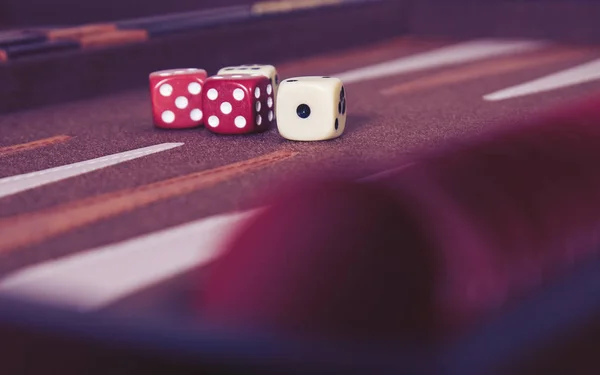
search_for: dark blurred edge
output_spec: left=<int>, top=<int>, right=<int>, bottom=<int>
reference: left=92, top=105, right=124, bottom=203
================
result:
left=0, top=296, right=431, bottom=375
left=4, top=246, right=600, bottom=374
left=410, top=0, right=600, bottom=45
left=493, top=319, right=600, bottom=375
left=0, top=0, right=411, bottom=114
left=439, top=251, right=600, bottom=375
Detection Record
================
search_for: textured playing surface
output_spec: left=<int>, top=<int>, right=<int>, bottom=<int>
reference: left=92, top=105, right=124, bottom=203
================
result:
left=1, top=35, right=600, bottom=330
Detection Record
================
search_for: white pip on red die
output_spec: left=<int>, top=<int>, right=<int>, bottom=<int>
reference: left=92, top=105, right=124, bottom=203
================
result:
left=149, top=68, right=207, bottom=129
left=202, top=74, right=275, bottom=135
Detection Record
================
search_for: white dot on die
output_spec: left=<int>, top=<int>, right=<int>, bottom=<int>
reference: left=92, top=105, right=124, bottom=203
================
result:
left=159, top=83, right=173, bottom=97
left=267, top=97, right=273, bottom=108
left=266, top=84, right=272, bottom=95
left=232, top=75, right=243, bottom=78
left=255, top=101, right=261, bottom=111
left=235, top=116, right=246, bottom=128
left=233, top=88, right=245, bottom=100
left=161, top=110, right=175, bottom=123
left=220, top=102, right=232, bottom=114
left=254, top=87, right=260, bottom=98
left=207, top=88, right=218, bottom=100
left=190, top=109, right=203, bottom=121
left=212, top=76, right=223, bottom=79
left=268, top=111, right=273, bottom=121
left=256, top=115, right=262, bottom=126
left=175, top=96, right=188, bottom=109
left=188, top=82, right=202, bottom=95
left=208, top=116, right=220, bottom=127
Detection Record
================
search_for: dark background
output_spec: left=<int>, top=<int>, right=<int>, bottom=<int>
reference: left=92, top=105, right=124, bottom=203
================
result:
left=0, top=0, right=594, bottom=27
left=0, top=0, right=247, bottom=27
left=2, top=0, right=600, bottom=46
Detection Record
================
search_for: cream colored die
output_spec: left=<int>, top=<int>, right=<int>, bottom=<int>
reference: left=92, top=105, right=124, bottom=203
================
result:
left=217, top=64, right=279, bottom=94
left=276, top=76, right=347, bottom=141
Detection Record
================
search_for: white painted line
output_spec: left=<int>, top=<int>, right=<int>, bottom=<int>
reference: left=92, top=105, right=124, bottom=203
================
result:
left=0, top=143, right=183, bottom=200
left=0, top=164, right=415, bottom=311
left=483, top=57, right=600, bottom=101
left=0, top=209, right=261, bottom=311
left=358, top=162, right=416, bottom=182
left=335, top=39, right=549, bottom=84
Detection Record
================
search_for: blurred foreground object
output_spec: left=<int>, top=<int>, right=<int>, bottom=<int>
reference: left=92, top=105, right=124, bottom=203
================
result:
left=201, top=92, right=600, bottom=345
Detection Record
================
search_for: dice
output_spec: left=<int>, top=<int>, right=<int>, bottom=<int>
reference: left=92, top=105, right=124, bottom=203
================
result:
left=202, top=74, right=275, bottom=135
left=149, top=68, right=207, bottom=129
left=217, top=64, right=279, bottom=94
left=276, top=76, right=347, bottom=141
left=218, top=64, right=279, bottom=120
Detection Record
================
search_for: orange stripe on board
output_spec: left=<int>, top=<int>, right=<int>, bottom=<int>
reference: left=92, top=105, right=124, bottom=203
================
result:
left=252, top=0, right=342, bottom=14
left=380, top=48, right=592, bottom=96
left=79, top=30, right=149, bottom=49
left=0, top=135, right=72, bottom=157
left=46, top=24, right=118, bottom=40
left=0, top=150, right=297, bottom=253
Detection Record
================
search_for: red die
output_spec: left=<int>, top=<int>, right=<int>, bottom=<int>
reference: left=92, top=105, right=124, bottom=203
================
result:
left=202, top=74, right=275, bottom=135
left=149, top=68, right=207, bottom=129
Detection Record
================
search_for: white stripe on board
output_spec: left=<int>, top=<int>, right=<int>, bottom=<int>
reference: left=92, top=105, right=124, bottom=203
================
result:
left=334, top=39, right=549, bottom=84
left=0, top=143, right=183, bottom=199
left=483, top=57, right=600, bottom=101
left=0, top=164, right=414, bottom=311
left=0, top=209, right=262, bottom=311
left=357, top=162, right=416, bottom=182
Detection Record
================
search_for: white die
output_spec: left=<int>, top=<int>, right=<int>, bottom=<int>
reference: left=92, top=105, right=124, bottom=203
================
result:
left=217, top=64, right=279, bottom=93
left=275, top=76, right=347, bottom=141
